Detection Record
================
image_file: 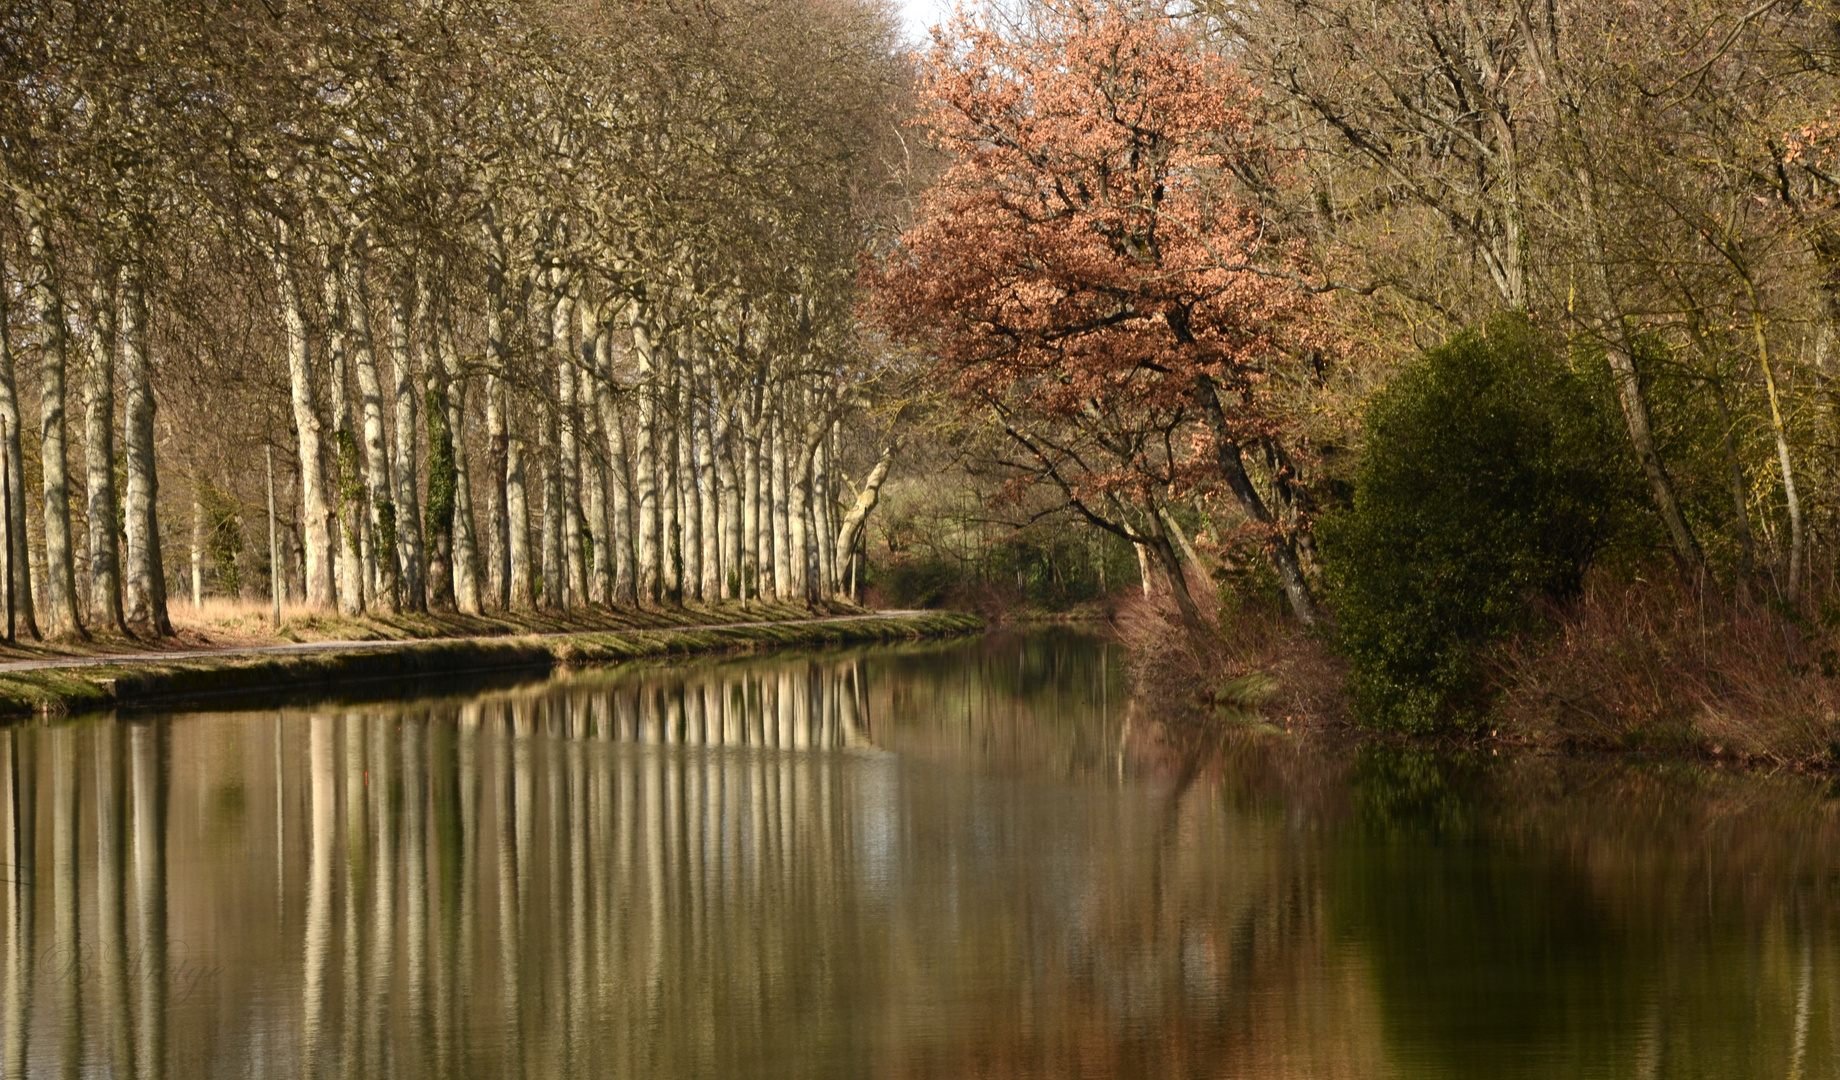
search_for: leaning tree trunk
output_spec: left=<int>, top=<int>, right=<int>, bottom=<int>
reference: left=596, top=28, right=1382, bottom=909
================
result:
left=21, top=194, right=84, bottom=637
left=833, top=445, right=893, bottom=600
left=1575, top=168, right=1703, bottom=579
left=119, top=262, right=169, bottom=634
left=0, top=238, right=39, bottom=637
left=345, top=243, right=397, bottom=613
left=388, top=283, right=427, bottom=611
left=84, top=259, right=127, bottom=633
left=1191, top=372, right=1318, bottom=624
left=1751, top=305, right=1804, bottom=603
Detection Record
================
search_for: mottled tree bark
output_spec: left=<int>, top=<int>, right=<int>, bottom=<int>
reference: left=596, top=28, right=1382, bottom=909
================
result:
left=21, top=193, right=85, bottom=636
left=595, top=327, right=636, bottom=607
left=345, top=243, right=397, bottom=613
left=770, top=413, right=791, bottom=602
left=388, top=284, right=427, bottom=611
left=320, top=238, right=364, bottom=615
left=694, top=364, right=720, bottom=603
left=507, top=431, right=533, bottom=608
left=83, top=259, right=126, bottom=633
left=554, top=292, right=584, bottom=608
left=631, top=312, right=662, bottom=604
left=119, top=262, right=169, bottom=634
left=832, top=445, right=892, bottom=599
left=439, top=311, right=481, bottom=613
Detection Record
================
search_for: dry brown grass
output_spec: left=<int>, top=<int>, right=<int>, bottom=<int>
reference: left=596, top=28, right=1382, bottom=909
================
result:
left=1112, top=586, right=1349, bottom=729
left=0, top=595, right=866, bottom=661
left=1497, top=577, right=1840, bottom=767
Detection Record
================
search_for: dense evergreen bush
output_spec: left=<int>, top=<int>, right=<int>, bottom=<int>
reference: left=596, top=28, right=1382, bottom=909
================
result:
left=1320, top=317, right=1629, bottom=730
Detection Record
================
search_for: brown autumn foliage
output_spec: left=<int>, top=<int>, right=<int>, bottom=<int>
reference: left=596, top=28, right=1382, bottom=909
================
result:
left=866, top=1, right=1333, bottom=628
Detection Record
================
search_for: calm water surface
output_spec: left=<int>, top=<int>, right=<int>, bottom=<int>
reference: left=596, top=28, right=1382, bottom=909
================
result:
left=2, top=629, right=1838, bottom=1078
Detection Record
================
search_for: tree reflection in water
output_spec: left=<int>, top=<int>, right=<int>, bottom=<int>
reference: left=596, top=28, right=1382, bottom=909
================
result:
left=0, top=632, right=1834, bottom=1079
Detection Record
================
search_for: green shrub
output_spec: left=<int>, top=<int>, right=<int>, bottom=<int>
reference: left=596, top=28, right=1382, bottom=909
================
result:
left=1320, top=317, right=1629, bottom=731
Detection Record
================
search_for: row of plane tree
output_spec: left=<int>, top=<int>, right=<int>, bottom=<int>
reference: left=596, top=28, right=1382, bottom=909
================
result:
left=0, top=0, right=909, bottom=637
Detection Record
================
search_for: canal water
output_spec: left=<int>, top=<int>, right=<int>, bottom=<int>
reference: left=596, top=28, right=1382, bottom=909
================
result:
left=1, top=628, right=1837, bottom=1078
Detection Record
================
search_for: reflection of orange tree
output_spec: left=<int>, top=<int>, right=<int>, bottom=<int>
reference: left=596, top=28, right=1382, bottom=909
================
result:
left=867, top=712, right=1383, bottom=1079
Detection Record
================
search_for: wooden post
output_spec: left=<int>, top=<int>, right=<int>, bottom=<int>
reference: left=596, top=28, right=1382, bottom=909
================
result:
left=268, top=445, right=282, bottom=626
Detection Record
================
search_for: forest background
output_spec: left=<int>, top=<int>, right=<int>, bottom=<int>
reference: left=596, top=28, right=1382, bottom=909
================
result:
left=5, top=0, right=1840, bottom=760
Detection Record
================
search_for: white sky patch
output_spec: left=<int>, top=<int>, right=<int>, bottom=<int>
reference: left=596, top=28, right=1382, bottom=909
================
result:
left=898, top=0, right=952, bottom=47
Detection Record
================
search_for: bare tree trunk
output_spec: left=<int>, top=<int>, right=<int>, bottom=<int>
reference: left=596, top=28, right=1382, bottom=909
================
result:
left=833, top=446, right=892, bottom=599
left=694, top=368, right=720, bottom=604
left=0, top=243, right=38, bottom=638
left=439, top=311, right=481, bottom=613
left=555, top=298, right=585, bottom=608
left=84, top=259, right=126, bottom=633
left=788, top=428, right=815, bottom=605
left=663, top=368, right=683, bottom=604
left=679, top=368, right=702, bottom=604
left=742, top=396, right=762, bottom=601
left=581, top=367, right=611, bottom=605
left=1191, top=372, right=1319, bottom=624
left=539, top=411, right=562, bottom=609
left=595, top=328, right=636, bottom=607
left=714, top=407, right=740, bottom=601
left=1574, top=168, right=1703, bottom=578
left=117, top=265, right=167, bottom=635
left=507, top=431, right=533, bottom=608
left=189, top=493, right=204, bottom=608
left=20, top=194, right=84, bottom=636
left=320, top=237, right=364, bottom=616
left=813, top=433, right=835, bottom=596
left=1751, top=308, right=1804, bottom=603
left=632, top=312, right=661, bottom=604
left=770, top=413, right=791, bottom=602
left=485, top=367, right=510, bottom=610
left=422, top=318, right=457, bottom=611
left=483, top=216, right=512, bottom=610
left=345, top=242, right=397, bottom=613
left=388, top=284, right=426, bottom=611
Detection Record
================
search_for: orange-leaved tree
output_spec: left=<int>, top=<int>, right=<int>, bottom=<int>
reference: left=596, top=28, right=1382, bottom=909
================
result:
left=866, top=0, right=1328, bottom=624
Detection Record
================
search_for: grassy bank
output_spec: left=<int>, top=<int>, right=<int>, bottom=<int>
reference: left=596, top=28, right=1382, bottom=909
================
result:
left=0, top=610, right=984, bottom=719
left=0, top=596, right=884, bottom=661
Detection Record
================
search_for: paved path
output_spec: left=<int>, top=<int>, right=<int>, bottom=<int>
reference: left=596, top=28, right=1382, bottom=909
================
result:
left=0, top=611, right=936, bottom=676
